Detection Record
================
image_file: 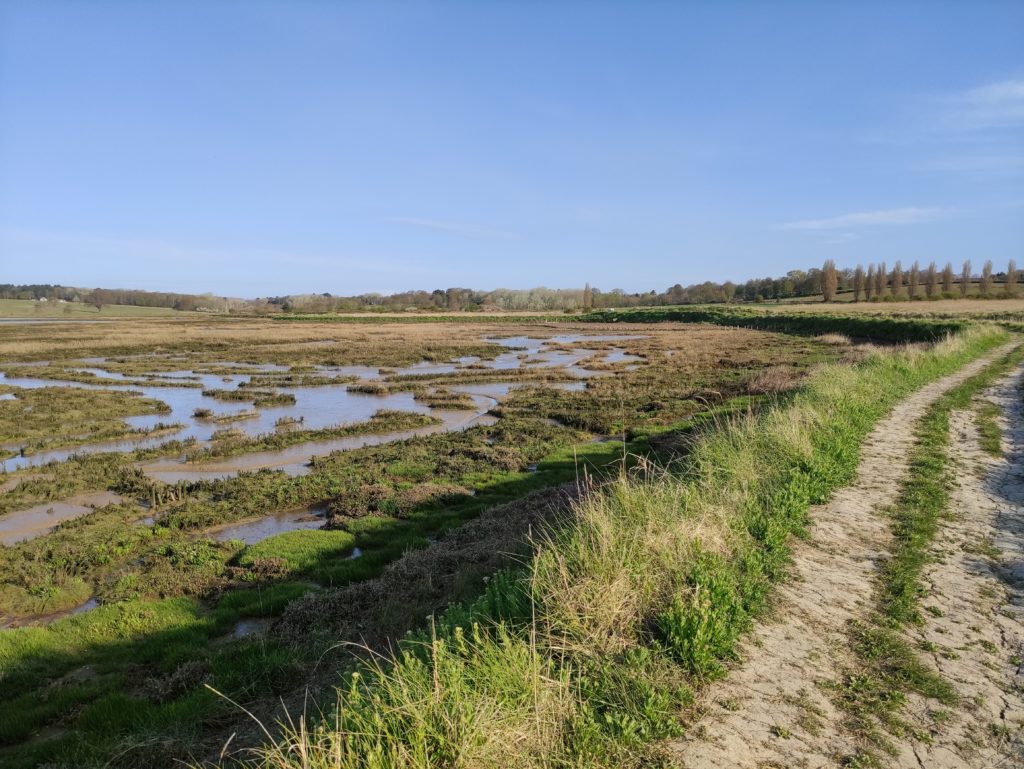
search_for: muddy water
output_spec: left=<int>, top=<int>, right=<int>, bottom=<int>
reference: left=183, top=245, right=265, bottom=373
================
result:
left=0, top=597, right=99, bottom=630
left=142, top=396, right=499, bottom=483
left=208, top=506, right=327, bottom=545
left=1, top=376, right=446, bottom=473
left=0, top=332, right=635, bottom=626
left=0, top=491, right=123, bottom=545
left=0, top=332, right=624, bottom=475
left=451, top=383, right=516, bottom=399
left=604, top=350, right=645, bottom=364
left=484, top=334, right=643, bottom=353
left=231, top=617, right=272, bottom=638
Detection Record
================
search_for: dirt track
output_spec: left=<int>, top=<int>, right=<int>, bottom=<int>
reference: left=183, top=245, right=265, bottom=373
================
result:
left=668, top=344, right=1024, bottom=768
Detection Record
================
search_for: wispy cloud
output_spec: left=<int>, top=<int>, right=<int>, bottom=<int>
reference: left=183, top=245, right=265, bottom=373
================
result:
left=935, top=78, right=1024, bottom=133
left=389, top=217, right=520, bottom=241
left=0, top=228, right=442, bottom=276
left=866, top=76, right=1024, bottom=180
left=779, top=207, right=944, bottom=231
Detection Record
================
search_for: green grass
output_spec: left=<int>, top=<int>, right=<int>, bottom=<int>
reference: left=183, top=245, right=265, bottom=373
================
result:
left=975, top=401, right=1003, bottom=456
left=227, top=325, right=1008, bottom=769
left=239, top=530, right=358, bottom=573
left=0, top=589, right=314, bottom=766
left=780, top=280, right=1020, bottom=304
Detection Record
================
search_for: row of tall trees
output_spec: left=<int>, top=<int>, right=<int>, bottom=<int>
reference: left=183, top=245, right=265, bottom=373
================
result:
left=826, top=259, right=1018, bottom=302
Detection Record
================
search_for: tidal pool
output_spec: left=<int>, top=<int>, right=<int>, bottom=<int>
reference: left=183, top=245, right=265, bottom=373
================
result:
left=0, top=491, right=123, bottom=545
left=208, top=505, right=327, bottom=545
left=0, top=332, right=623, bottom=478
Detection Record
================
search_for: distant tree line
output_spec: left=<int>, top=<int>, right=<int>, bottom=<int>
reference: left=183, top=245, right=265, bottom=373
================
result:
left=4, top=258, right=1021, bottom=315
left=0, top=284, right=250, bottom=312
left=270, top=287, right=668, bottom=313
left=273, top=258, right=1021, bottom=312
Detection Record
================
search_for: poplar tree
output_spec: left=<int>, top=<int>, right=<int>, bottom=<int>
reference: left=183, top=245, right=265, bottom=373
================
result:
left=1007, top=260, right=1018, bottom=296
left=866, top=265, right=875, bottom=301
left=908, top=261, right=920, bottom=299
left=821, top=260, right=838, bottom=302
left=853, top=265, right=865, bottom=302
left=982, top=260, right=994, bottom=294
left=925, top=262, right=938, bottom=297
left=960, top=260, right=972, bottom=297
left=891, top=261, right=903, bottom=299
left=942, top=263, right=955, bottom=295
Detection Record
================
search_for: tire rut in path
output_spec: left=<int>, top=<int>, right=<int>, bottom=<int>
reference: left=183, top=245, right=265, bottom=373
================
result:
left=902, top=366, right=1024, bottom=767
left=666, top=342, right=1020, bottom=769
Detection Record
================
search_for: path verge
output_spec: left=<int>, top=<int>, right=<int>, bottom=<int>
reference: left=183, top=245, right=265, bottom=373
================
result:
left=668, top=341, right=1020, bottom=768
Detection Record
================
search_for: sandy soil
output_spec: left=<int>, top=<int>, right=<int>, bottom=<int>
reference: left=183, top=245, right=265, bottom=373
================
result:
left=667, top=342, right=1023, bottom=768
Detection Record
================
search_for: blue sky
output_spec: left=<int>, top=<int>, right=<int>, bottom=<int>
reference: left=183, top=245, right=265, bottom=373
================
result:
left=1, top=1, right=1022, bottom=297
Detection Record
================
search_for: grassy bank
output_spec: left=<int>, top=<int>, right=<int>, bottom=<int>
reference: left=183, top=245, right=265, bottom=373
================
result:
left=231, top=326, right=1008, bottom=768
left=583, top=306, right=966, bottom=342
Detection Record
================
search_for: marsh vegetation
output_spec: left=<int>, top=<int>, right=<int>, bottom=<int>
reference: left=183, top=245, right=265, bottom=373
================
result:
left=0, top=314, right=875, bottom=767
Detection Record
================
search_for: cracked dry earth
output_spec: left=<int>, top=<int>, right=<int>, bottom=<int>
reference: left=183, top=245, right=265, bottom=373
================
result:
left=667, top=344, right=1024, bottom=769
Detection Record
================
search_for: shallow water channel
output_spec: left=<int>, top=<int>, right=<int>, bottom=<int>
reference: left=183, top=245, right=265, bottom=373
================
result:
left=1, top=334, right=640, bottom=474
left=0, top=333, right=645, bottom=626
left=0, top=334, right=641, bottom=543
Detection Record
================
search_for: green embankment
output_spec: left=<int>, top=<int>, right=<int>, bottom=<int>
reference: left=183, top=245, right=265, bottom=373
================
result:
left=583, top=306, right=966, bottom=342
left=238, top=325, right=1008, bottom=767
left=0, top=298, right=201, bottom=318
left=273, top=305, right=967, bottom=341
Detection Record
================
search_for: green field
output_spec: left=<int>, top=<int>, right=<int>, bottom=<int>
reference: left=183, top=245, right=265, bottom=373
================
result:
left=0, top=298, right=205, bottom=318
